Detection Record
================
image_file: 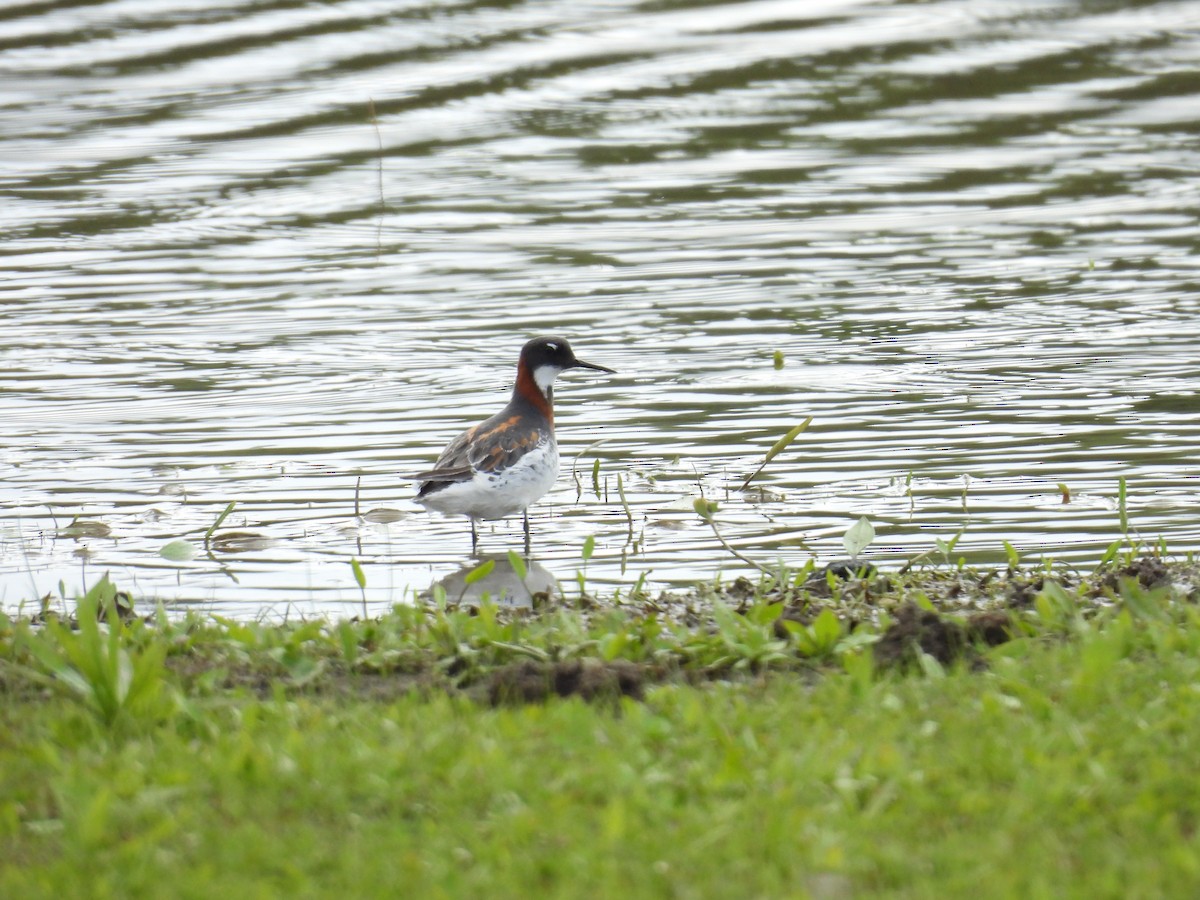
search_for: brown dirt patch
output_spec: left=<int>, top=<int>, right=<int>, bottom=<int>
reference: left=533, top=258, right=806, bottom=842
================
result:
left=873, top=604, right=967, bottom=671
left=1095, top=555, right=1172, bottom=595
left=874, top=604, right=1016, bottom=672
left=965, top=610, right=1016, bottom=647
left=484, top=659, right=647, bottom=706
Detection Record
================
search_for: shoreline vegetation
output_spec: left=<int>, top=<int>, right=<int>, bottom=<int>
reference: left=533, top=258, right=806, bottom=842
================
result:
left=4, top=540, right=1200, bottom=895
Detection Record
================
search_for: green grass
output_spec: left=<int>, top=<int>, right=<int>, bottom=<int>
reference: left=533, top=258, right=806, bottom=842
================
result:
left=2, top=558, right=1200, bottom=896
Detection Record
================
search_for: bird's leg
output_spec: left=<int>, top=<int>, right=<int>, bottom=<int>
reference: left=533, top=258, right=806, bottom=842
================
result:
left=523, top=509, right=531, bottom=556
left=470, top=518, right=478, bottom=554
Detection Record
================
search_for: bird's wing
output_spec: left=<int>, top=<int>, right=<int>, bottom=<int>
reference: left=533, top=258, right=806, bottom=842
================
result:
left=466, top=418, right=548, bottom=475
left=413, top=415, right=549, bottom=492
left=412, top=427, right=478, bottom=487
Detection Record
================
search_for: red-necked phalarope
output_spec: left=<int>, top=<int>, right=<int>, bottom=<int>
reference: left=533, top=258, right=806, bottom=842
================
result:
left=413, top=336, right=615, bottom=552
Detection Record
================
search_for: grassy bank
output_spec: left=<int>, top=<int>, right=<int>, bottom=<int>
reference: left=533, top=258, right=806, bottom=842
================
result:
left=2, top=553, right=1200, bottom=896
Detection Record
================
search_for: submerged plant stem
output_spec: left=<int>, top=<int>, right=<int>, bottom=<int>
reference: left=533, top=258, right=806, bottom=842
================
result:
left=703, top=514, right=774, bottom=576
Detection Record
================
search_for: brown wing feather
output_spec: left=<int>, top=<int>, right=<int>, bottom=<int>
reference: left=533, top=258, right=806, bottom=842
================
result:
left=413, top=414, right=548, bottom=497
left=467, top=420, right=546, bottom=475
left=413, top=427, right=476, bottom=479
left=413, top=426, right=478, bottom=495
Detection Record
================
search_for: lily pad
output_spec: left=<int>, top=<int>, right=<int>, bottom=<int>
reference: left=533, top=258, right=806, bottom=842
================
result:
left=58, top=520, right=111, bottom=539
left=159, top=540, right=198, bottom=562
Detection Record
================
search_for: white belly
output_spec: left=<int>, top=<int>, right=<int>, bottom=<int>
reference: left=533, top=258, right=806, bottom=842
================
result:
left=417, top=441, right=560, bottom=521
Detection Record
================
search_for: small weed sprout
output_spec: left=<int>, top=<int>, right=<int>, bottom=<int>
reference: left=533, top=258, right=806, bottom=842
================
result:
left=936, top=526, right=966, bottom=568
left=16, top=575, right=171, bottom=729
left=350, top=558, right=368, bottom=618
left=694, top=498, right=774, bottom=575
left=843, top=517, right=875, bottom=572
left=740, top=417, right=812, bottom=491
left=576, top=535, right=596, bottom=599
left=204, top=501, right=236, bottom=551
left=1003, top=540, right=1020, bottom=571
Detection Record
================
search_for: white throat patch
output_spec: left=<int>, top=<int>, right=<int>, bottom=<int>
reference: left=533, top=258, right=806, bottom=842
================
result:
left=532, top=364, right=563, bottom=395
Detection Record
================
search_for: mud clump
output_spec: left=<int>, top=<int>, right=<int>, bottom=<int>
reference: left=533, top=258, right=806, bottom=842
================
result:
left=874, top=604, right=1017, bottom=672
left=1006, top=577, right=1047, bottom=609
left=1097, top=555, right=1171, bottom=595
left=874, top=604, right=966, bottom=670
left=965, top=610, right=1015, bottom=647
left=486, top=659, right=646, bottom=706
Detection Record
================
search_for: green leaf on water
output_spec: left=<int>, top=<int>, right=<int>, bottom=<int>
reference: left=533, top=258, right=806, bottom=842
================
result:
left=842, top=517, right=875, bottom=559
left=773, top=350, right=784, bottom=369
left=59, top=519, right=111, bottom=539
left=693, top=498, right=718, bottom=521
left=582, top=535, right=595, bottom=563
left=159, top=540, right=197, bottom=562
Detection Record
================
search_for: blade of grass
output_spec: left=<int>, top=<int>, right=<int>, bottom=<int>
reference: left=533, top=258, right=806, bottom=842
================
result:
left=204, top=502, right=237, bottom=550
left=740, top=417, right=812, bottom=491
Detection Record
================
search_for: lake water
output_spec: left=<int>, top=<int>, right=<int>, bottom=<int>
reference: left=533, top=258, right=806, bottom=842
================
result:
left=3, top=0, right=1199, bottom=617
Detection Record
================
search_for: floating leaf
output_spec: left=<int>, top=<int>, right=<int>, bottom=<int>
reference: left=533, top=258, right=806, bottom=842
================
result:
left=59, top=520, right=111, bottom=539
left=773, top=350, right=784, bottom=369
left=1056, top=483, right=1070, bottom=504
left=158, top=540, right=197, bottom=562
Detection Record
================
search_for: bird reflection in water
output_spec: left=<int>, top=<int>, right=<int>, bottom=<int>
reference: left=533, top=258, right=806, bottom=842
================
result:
left=424, top=553, right=560, bottom=609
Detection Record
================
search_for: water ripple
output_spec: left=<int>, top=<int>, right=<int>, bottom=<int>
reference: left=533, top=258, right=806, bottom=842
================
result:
left=2, top=0, right=1198, bottom=615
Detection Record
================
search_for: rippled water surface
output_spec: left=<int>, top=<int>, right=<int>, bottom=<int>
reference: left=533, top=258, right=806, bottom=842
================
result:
left=3, top=0, right=1199, bottom=616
